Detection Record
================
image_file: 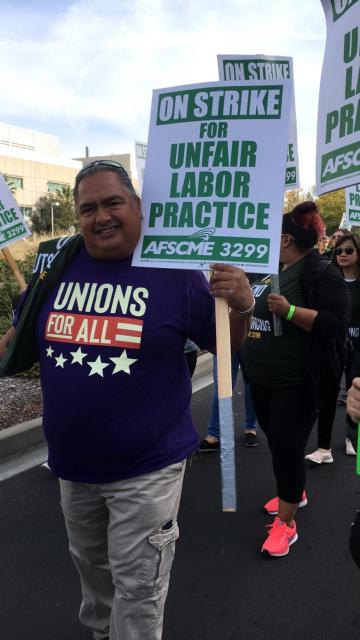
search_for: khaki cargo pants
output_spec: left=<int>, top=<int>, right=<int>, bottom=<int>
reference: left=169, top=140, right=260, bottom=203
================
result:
left=59, top=460, right=186, bottom=640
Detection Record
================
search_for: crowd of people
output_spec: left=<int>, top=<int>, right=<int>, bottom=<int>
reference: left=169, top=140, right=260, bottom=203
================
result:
left=0, top=161, right=359, bottom=639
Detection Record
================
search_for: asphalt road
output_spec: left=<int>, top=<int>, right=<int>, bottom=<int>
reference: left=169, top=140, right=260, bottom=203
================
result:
left=1, top=381, right=360, bottom=640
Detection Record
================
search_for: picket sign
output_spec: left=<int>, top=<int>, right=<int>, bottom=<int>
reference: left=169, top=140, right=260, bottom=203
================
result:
left=217, top=54, right=300, bottom=191
left=316, top=0, right=360, bottom=194
left=0, top=173, right=31, bottom=292
left=1, top=247, right=26, bottom=291
left=133, top=79, right=292, bottom=511
left=215, top=298, right=237, bottom=511
left=345, top=185, right=360, bottom=227
left=270, top=273, right=283, bottom=336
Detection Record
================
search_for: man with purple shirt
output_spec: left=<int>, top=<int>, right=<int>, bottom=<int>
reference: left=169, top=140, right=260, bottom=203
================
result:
left=0, top=161, right=254, bottom=640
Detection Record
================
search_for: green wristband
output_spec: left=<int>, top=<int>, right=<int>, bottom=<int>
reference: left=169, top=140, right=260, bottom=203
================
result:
left=286, top=304, right=296, bottom=321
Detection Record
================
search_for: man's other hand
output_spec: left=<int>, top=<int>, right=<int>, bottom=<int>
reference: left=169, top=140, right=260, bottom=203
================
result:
left=347, top=377, right=360, bottom=423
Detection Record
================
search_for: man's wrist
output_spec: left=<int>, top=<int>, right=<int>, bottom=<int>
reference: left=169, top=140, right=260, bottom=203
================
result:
left=230, top=295, right=255, bottom=317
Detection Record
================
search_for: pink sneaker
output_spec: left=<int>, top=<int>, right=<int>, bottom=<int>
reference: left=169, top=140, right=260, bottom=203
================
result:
left=264, top=491, right=307, bottom=515
left=262, top=517, right=298, bottom=557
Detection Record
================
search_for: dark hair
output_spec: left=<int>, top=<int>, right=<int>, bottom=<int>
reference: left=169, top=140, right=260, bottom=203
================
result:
left=332, top=233, right=360, bottom=277
left=73, top=160, right=138, bottom=201
left=282, top=201, right=325, bottom=250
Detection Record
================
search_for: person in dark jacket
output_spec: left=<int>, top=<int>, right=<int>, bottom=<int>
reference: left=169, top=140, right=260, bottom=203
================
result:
left=304, top=234, right=360, bottom=464
left=242, top=201, right=350, bottom=558
left=333, top=233, right=360, bottom=455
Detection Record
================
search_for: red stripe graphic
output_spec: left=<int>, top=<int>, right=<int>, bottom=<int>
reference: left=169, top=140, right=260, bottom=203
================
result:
left=45, top=312, right=143, bottom=349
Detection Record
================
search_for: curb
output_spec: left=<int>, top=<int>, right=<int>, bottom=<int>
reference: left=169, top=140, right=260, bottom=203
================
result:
left=0, top=353, right=214, bottom=462
left=193, top=351, right=212, bottom=380
left=0, top=417, right=43, bottom=461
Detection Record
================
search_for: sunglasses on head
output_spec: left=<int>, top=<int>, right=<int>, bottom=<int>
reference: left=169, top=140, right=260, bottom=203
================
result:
left=76, top=160, right=130, bottom=180
left=335, top=247, right=355, bottom=256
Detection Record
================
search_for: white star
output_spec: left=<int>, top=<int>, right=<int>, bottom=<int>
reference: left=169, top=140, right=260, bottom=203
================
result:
left=87, top=355, right=110, bottom=378
left=46, top=346, right=54, bottom=357
left=109, top=350, right=138, bottom=375
left=55, top=353, right=67, bottom=368
left=70, top=347, right=87, bottom=365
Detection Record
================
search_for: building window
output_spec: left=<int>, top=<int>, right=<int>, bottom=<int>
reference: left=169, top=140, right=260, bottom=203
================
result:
left=47, top=181, right=69, bottom=194
left=5, top=175, right=23, bottom=189
left=19, top=206, right=32, bottom=219
left=136, top=143, right=147, bottom=160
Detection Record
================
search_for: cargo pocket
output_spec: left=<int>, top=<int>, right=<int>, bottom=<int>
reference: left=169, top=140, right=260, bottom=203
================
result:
left=134, top=520, right=179, bottom=598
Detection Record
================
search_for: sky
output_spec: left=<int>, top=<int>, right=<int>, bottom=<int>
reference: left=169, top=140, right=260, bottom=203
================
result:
left=0, top=0, right=327, bottom=190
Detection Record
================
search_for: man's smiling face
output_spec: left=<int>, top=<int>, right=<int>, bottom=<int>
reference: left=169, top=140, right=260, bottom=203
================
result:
left=76, top=170, right=142, bottom=260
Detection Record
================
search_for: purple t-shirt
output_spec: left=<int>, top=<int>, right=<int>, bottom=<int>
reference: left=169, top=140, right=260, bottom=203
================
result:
left=35, top=246, right=215, bottom=482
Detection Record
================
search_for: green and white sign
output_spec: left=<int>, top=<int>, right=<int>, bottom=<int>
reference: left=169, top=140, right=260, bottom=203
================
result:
left=316, top=0, right=360, bottom=194
left=132, top=80, right=291, bottom=273
left=345, top=183, right=360, bottom=224
left=0, top=173, right=31, bottom=250
left=218, top=54, right=299, bottom=189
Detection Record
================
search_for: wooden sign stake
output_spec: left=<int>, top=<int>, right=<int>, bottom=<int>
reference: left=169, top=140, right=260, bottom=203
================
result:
left=1, top=247, right=26, bottom=291
left=215, top=297, right=237, bottom=512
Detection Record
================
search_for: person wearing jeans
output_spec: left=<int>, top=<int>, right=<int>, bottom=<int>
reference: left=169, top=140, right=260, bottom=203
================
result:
left=199, top=351, right=258, bottom=451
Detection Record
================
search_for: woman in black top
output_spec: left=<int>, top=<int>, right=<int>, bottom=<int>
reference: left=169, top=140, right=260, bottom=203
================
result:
left=242, top=202, right=350, bottom=558
left=332, top=233, right=360, bottom=455
left=304, top=235, right=360, bottom=464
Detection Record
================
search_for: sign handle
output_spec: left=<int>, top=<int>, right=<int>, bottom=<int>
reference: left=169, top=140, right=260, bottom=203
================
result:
left=1, top=247, right=26, bottom=291
left=215, top=297, right=237, bottom=512
left=270, top=274, right=282, bottom=337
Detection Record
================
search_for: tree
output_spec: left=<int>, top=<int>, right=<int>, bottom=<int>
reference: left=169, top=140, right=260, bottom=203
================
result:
left=31, top=186, right=78, bottom=234
left=316, top=188, right=345, bottom=235
left=283, top=186, right=346, bottom=236
left=283, top=189, right=306, bottom=212
left=304, top=185, right=317, bottom=200
left=283, top=186, right=317, bottom=213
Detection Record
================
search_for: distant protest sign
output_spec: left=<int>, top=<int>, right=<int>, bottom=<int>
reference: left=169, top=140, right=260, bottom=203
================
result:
left=0, top=173, right=31, bottom=250
left=132, top=80, right=291, bottom=274
left=316, top=0, right=360, bottom=194
left=218, top=54, right=299, bottom=189
left=135, top=141, right=147, bottom=193
left=345, top=183, right=360, bottom=225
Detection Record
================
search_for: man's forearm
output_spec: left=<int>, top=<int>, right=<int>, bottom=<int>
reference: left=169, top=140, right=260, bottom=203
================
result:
left=347, top=377, right=360, bottom=423
left=229, top=312, right=251, bottom=352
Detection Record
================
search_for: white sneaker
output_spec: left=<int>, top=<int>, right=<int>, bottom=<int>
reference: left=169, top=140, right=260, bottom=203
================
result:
left=305, top=449, right=333, bottom=464
left=346, top=438, right=357, bottom=456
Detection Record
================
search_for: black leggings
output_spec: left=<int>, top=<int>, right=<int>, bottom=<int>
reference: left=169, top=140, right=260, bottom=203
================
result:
left=250, top=382, right=318, bottom=504
left=317, top=379, right=340, bottom=449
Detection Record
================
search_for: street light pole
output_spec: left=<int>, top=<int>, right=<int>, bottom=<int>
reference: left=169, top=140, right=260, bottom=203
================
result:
left=50, top=201, right=60, bottom=236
